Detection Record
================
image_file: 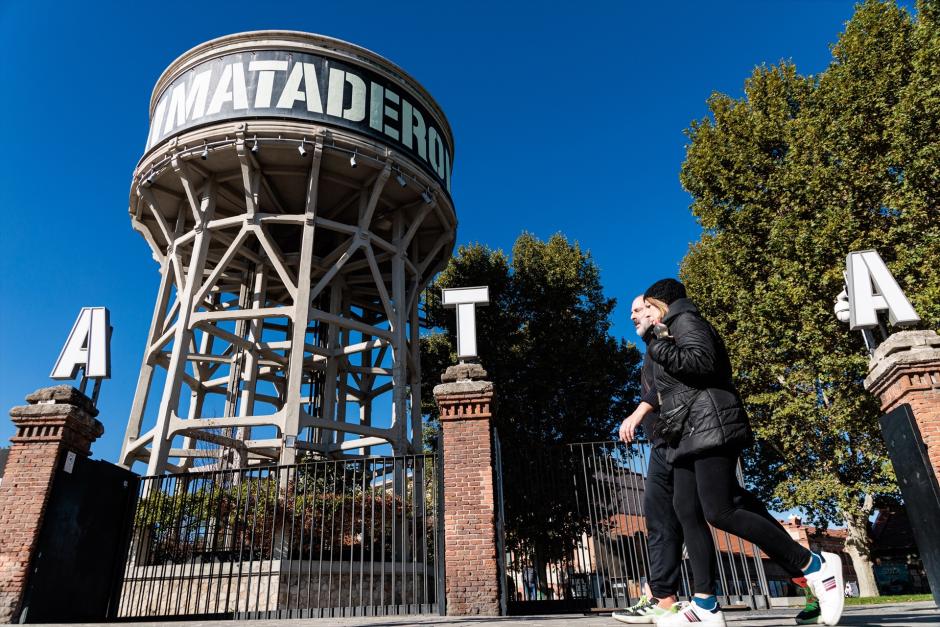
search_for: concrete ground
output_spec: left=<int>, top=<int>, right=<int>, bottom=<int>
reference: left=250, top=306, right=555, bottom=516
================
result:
left=42, top=601, right=939, bottom=626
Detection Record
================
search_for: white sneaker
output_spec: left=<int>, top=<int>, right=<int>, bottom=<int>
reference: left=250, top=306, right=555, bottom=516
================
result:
left=655, top=601, right=726, bottom=626
left=612, top=595, right=676, bottom=623
left=803, top=551, right=845, bottom=626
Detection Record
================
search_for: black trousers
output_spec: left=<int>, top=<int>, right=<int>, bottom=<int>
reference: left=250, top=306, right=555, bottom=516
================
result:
left=673, top=446, right=811, bottom=594
left=644, top=445, right=690, bottom=599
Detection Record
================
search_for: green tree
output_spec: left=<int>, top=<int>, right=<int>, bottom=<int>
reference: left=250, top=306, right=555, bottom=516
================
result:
left=679, top=0, right=939, bottom=596
left=420, top=233, right=642, bottom=568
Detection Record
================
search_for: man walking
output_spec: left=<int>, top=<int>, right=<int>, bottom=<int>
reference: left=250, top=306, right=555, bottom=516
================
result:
left=612, top=296, right=703, bottom=623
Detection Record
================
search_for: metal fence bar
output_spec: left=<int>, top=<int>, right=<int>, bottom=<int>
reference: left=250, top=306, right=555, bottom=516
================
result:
left=577, top=444, right=609, bottom=603
left=606, top=443, right=634, bottom=606
left=633, top=442, right=653, bottom=587
left=616, top=442, right=647, bottom=604
left=305, top=459, right=320, bottom=611
left=435, top=440, right=446, bottom=615
left=209, top=468, right=228, bottom=614
left=420, top=456, right=429, bottom=608
left=195, top=471, right=213, bottom=614
left=181, top=473, right=200, bottom=614
left=494, top=429, right=508, bottom=614
left=595, top=444, right=625, bottom=606
left=154, top=475, right=176, bottom=614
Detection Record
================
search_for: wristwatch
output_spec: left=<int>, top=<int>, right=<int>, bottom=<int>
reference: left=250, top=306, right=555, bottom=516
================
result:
left=652, top=323, right=669, bottom=339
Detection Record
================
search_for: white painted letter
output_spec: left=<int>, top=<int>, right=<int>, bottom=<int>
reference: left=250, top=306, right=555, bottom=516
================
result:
left=441, top=287, right=490, bottom=360
left=147, top=96, right=169, bottom=149
left=207, top=62, right=249, bottom=115
left=402, top=101, right=427, bottom=160
left=326, top=68, right=366, bottom=121
left=231, top=62, right=249, bottom=109
left=428, top=126, right=446, bottom=178
left=50, top=307, right=111, bottom=380
left=369, top=83, right=401, bottom=140
left=384, top=88, right=400, bottom=140
left=370, top=82, right=384, bottom=131
left=846, top=249, right=921, bottom=330
left=248, top=60, right=289, bottom=108
left=164, top=69, right=212, bottom=134
left=276, top=62, right=323, bottom=112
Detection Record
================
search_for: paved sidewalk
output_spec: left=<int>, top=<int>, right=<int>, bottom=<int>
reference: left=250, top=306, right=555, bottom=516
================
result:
left=40, top=601, right=939, bottom=626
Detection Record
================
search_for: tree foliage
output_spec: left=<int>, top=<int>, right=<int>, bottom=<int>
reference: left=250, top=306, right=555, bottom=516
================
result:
left=678, top=0, right=940, bottom=532
left=420, top=232, right=642, bottom=558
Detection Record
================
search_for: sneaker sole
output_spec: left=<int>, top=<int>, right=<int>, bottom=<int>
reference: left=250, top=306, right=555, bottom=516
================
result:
left=657, top=609, right=726, bottom=626
left=612, top=614, right=657, bottom=624
left=660, top=617, right=726, bottom=626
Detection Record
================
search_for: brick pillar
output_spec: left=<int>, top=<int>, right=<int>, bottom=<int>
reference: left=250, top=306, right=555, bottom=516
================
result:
left=0, top=385, right=104, bottom=623
left=434, top=362, right=500, bottom=616
left=864, top=330, right=940, bottom=480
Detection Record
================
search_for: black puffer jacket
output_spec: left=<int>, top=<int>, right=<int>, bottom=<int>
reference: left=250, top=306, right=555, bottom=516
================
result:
left=646, top=298, right=752, bottom=459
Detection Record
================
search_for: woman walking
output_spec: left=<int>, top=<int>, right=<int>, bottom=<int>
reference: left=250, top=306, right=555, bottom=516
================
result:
left=640, top=279, right=845, bottom=626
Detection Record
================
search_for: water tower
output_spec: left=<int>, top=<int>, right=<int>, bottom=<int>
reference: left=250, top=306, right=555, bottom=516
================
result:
left=119, top=32, right=456, bottom=475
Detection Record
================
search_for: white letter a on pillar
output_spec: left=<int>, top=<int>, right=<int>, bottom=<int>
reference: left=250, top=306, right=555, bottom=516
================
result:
left=846, top=250, right=920, bottom=330
left=50, top=307, right=111, bottom=380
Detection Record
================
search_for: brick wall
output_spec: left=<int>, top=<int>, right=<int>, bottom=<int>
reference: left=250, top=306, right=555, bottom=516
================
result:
left=434, top=366, right=500, bottom=616
left=865, top=331, right=940, bottom=491
left=874, top=364, right=940, bottom=474
left=0, top=386, right=103, bottom=623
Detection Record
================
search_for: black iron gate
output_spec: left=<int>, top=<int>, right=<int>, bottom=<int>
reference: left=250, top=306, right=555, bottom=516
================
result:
left=19, top=455, right=138, bottom=623
left=497, top=439, right=770, bottom=615
left=116, top=452, right=443, bottom=619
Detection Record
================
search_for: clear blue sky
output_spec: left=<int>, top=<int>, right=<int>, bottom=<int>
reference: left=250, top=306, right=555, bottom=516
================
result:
left=0, top=0, right=883, bottom=464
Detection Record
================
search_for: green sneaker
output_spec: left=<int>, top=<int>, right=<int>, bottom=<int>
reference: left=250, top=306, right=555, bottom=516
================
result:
left=612, top=596, right=677, bottom=624
left=795, top=581, right=823, bottom=625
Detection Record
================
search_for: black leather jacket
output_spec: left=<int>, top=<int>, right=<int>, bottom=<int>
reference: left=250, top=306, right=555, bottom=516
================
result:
left=646, top=298, right=752, bottom=459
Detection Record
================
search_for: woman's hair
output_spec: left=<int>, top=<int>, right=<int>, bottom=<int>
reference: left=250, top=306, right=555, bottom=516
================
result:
left=645, top=297, right=669, bottom=318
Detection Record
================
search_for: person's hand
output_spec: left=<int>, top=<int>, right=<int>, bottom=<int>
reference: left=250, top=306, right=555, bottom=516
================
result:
left=619, top=412, right=644, bottom=443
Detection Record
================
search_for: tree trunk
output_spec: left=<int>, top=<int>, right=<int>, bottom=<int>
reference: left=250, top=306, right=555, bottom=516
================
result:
left=842, top=500, right=880, bottom=597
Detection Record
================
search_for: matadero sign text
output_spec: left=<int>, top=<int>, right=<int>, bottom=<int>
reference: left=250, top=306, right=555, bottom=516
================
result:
left=146, top=50, right=453, bottom=192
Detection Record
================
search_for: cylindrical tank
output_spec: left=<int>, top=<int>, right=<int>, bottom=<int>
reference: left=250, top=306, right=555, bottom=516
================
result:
left=120, top=31, right=456, bottom=474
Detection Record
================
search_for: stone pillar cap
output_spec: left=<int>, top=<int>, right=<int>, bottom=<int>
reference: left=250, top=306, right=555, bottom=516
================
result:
left=865, top=329, right=940, bottom=390
left=434, top=361, right=493, bottom=397
left=441, top=361, right=488, bottom=383
left=23, top=385, right=99, bottom=417
left=869, top=329, right=940, bottom=363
